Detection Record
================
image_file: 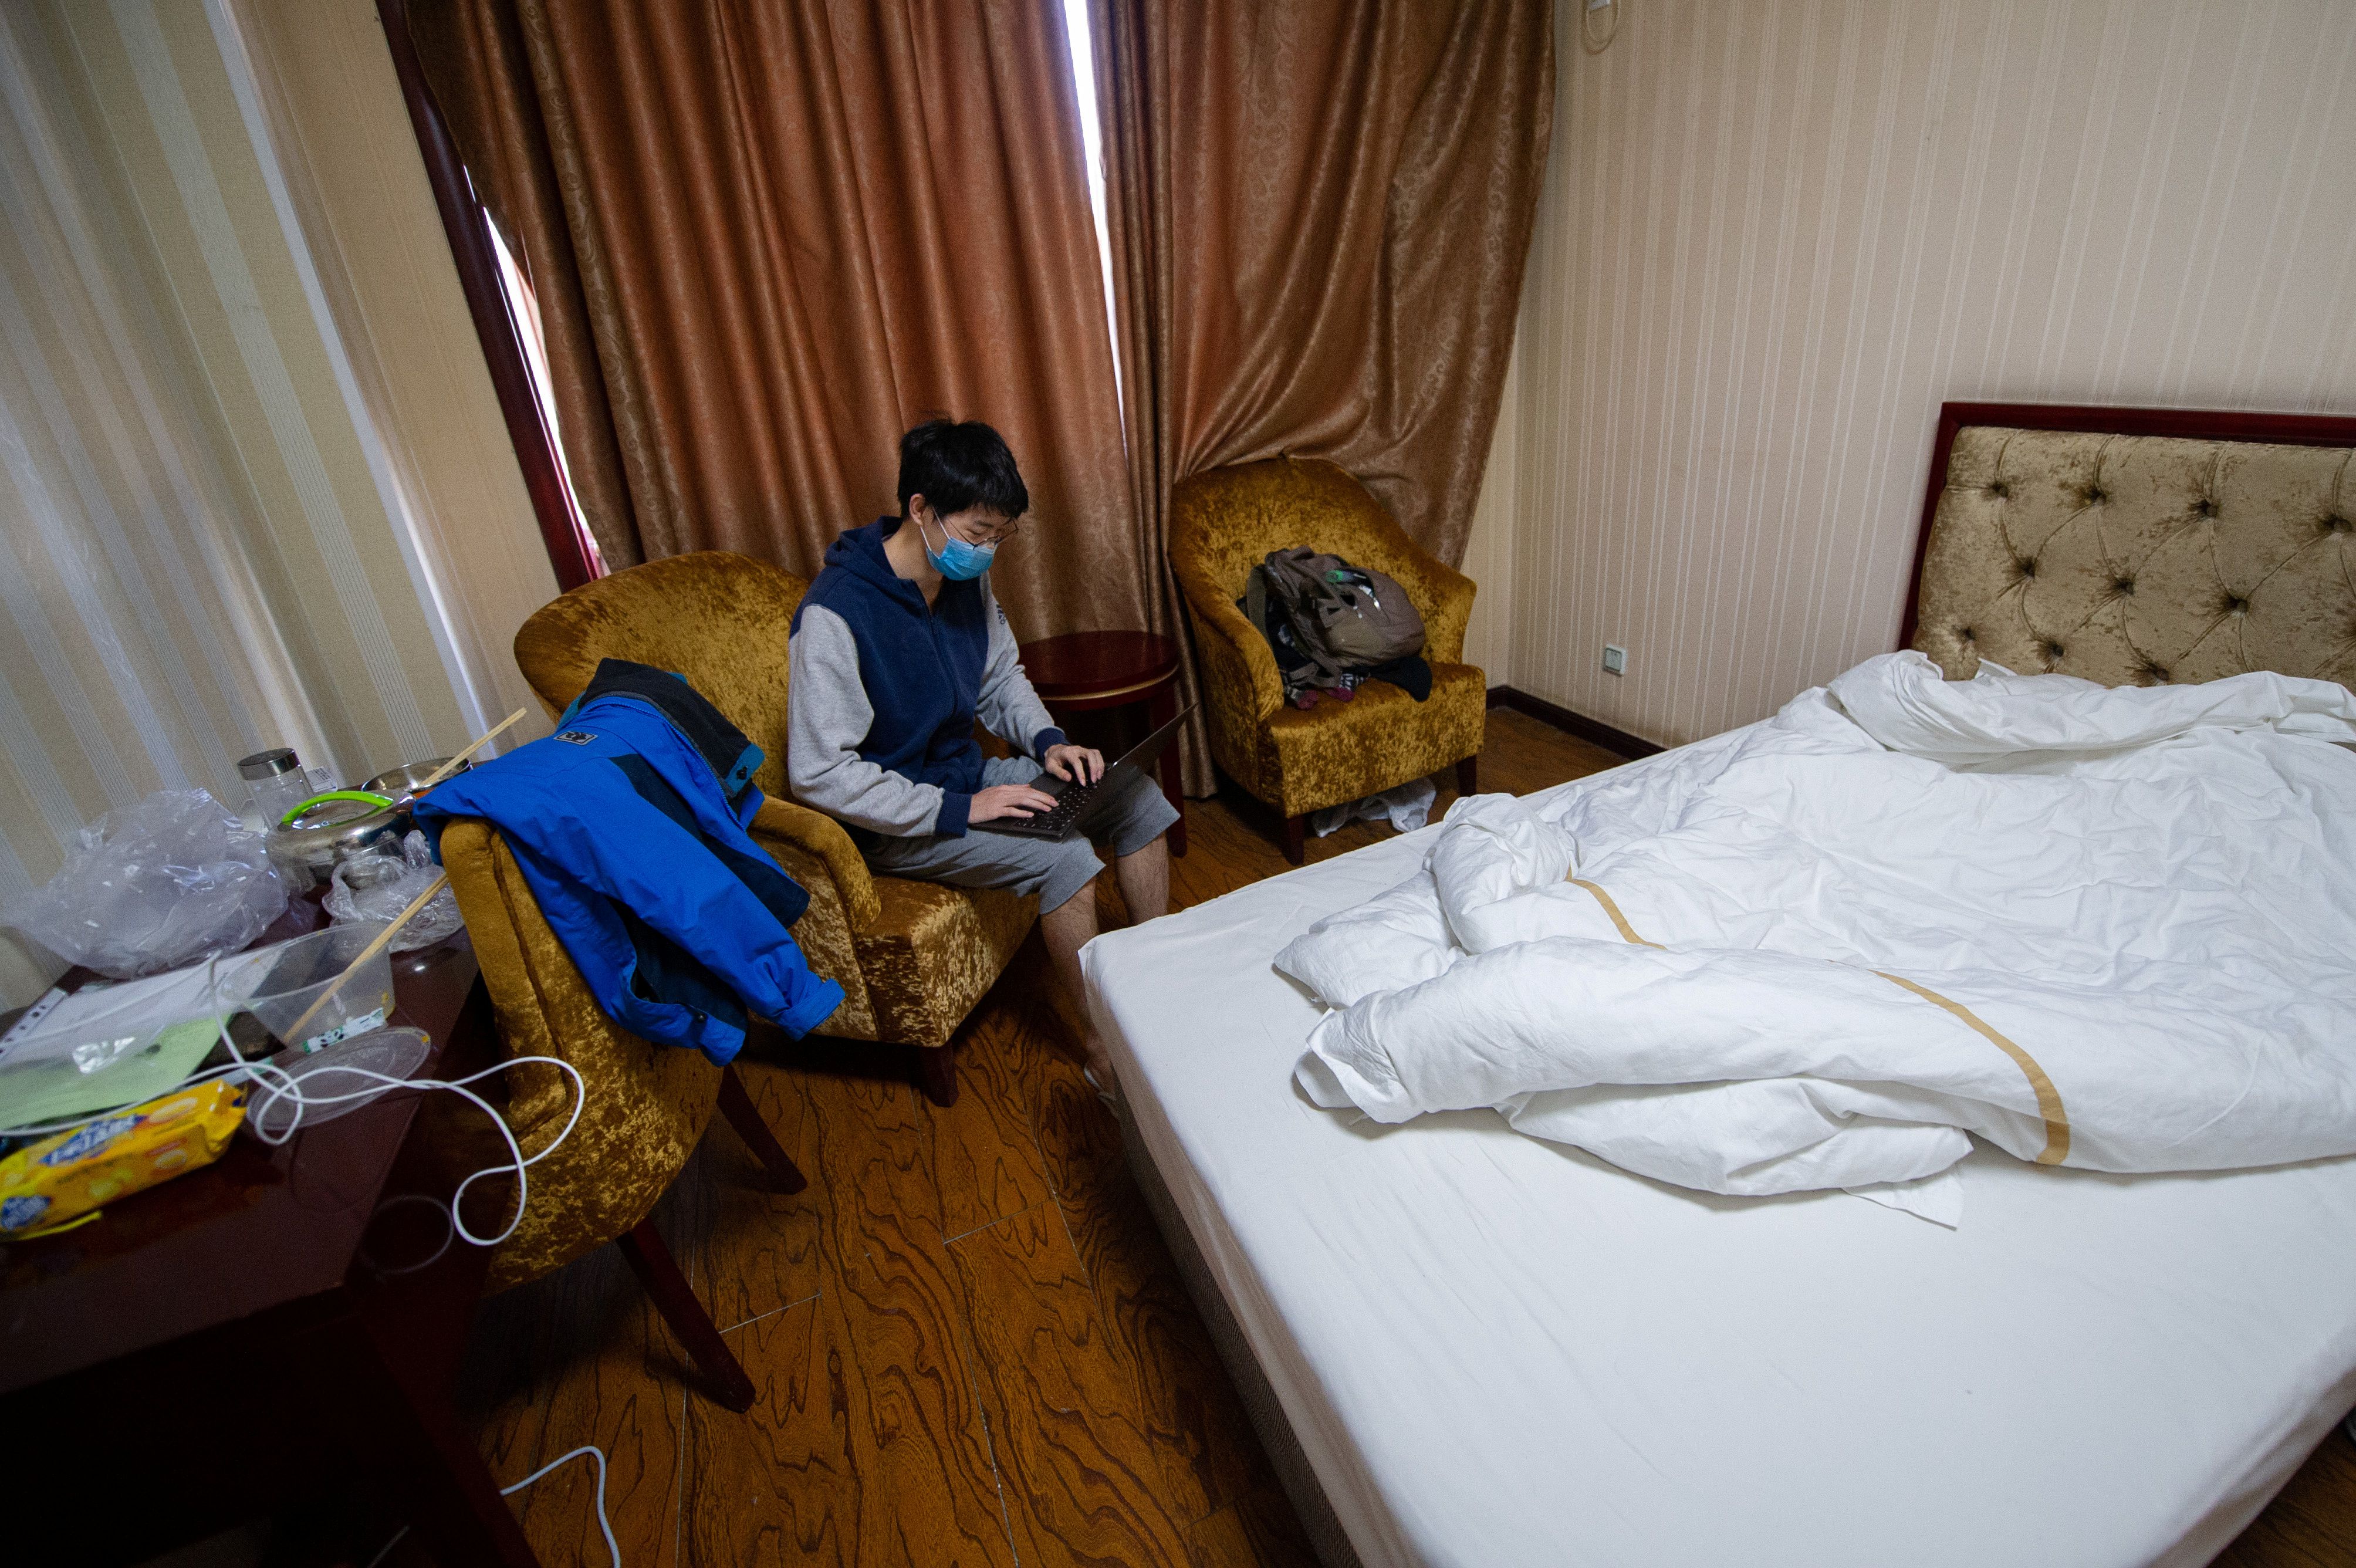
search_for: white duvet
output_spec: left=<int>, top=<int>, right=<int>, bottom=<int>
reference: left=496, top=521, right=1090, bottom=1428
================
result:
left=1284, top=653, right=2356, bottom=1208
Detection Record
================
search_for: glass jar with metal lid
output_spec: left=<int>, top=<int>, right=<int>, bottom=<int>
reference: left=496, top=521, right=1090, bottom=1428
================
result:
left=237, top=748, right=315, bottom=829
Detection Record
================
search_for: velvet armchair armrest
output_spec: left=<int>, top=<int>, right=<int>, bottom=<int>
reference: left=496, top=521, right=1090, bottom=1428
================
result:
left=1174, top=559, right=1287, bottom=723
left=747, top=795, right=880, bottom=1038
left=1415, top=558, right=1476, bottom=667
left=749, top=796, right=880, bottom=931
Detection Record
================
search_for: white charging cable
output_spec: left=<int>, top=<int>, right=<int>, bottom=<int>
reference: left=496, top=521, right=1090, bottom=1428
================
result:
left=6, top=969, right=617, bottom=1563
left=244, top=1037, right=616, bottom=1564
left=234, top=1040, right=586, bottom=1248
left=3, top=1017, right=587, bottom=1254
left=363, top=1442, right=619, bottom=1568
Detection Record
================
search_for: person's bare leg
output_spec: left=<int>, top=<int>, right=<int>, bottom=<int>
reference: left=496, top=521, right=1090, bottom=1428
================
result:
left=1113, top=833, right=1169, bottom=925
left=1041, top=876, right=1111, bottom=1086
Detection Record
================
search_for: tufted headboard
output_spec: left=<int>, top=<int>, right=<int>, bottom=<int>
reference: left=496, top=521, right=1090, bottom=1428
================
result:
left=1902, top=403, right=2356, bottom=689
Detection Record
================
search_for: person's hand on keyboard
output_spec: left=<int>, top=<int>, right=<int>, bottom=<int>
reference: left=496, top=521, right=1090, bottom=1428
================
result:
left=972, top=782, right=1060, bottom=822
left=1044, top=742, right=1105, bottom=786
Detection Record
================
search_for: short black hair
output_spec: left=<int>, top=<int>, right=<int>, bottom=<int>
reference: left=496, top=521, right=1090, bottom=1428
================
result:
left=897, top=418, right=1029, bottom=521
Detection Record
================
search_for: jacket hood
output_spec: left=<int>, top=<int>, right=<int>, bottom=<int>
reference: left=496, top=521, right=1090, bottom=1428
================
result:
left=823, top=517, right=928, bottom=611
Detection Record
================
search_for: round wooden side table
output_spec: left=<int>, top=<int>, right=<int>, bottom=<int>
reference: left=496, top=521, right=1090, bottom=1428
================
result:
left=1018, top=630, right=1187, bottom=857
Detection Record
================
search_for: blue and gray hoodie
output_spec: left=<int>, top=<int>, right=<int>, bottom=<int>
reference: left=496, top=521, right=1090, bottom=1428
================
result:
left=787, top=518, right=1063, bottom=839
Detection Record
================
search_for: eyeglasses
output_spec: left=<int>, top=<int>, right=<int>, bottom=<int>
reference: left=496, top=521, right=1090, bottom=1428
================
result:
left=944, top=512, right=1023, bottom=547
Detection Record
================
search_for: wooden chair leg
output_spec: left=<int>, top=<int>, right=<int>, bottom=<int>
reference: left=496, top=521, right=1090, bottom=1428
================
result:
left=915, top=1043, right=957, bottom=1107
left=1457, top=755, right=1479, bottom=797
left=337, top=1307, right=541, bottom=1567
left=717, top=1063, right=806, bottom=1194
left=1282, top=813, right=1307, bottom=865
left=617, top=1220, right=755, bottom=1413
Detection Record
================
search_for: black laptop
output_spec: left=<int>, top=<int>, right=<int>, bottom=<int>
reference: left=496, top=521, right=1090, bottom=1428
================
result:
left=972, top=705, right=1194, bottom=842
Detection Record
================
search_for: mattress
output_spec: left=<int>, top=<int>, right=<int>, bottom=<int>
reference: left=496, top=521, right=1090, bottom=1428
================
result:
left=1082, top=761, right=2356, bottom=1568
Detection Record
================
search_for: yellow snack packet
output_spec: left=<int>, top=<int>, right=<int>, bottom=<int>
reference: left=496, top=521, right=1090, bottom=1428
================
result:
left=0, top=1079, right=248, bottom=1235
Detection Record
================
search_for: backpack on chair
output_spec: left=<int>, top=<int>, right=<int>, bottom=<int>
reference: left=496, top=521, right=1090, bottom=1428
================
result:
left=1258, top=548, right=1427, bottom=682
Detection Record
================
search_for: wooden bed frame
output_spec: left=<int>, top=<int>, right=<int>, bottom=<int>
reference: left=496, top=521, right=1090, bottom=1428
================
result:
left=1896, top=401, right=2356, bottom=654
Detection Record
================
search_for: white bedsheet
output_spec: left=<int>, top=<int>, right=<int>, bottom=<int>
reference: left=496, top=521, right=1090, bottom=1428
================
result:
left=1083, top=753, right=2356, bottom=1568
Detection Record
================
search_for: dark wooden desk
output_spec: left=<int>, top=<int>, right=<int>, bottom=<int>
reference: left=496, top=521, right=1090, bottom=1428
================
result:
left=1020, top=630, right=1188, bottom=856
left=0, top=932, right=537, bottom=1567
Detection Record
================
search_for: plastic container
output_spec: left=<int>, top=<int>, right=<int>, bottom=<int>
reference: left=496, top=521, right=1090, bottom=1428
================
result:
left=245, top=1025, right=431, bottom=1140
left=241, top=920, right=395, bottom=1055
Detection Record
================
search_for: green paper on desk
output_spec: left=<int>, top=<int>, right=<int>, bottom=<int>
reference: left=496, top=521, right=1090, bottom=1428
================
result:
left=0, top=954, right=266, bottom=1128
left=0, top=1015, right=227, bottom=1127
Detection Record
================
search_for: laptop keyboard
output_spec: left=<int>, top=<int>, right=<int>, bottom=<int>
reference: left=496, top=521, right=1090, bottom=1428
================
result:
left=1026, top=778, right=1094, bottom=833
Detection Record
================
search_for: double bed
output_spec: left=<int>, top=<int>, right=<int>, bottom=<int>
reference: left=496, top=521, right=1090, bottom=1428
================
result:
left=1083, top=404, right=2356, bottom=1568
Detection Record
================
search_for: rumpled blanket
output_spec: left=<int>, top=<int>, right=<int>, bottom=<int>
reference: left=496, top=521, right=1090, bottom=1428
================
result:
left=1283, top=653, right=2356, bottom=1216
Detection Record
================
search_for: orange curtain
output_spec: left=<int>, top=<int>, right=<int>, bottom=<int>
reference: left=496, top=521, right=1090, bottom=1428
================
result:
left=1091, top=0, right=1552, bottom=792
left=410, top=0, right=641, bottom=569
left=407, top=0, right=1144, bottom=643
left=1093, top=0, right=1554, bottom=568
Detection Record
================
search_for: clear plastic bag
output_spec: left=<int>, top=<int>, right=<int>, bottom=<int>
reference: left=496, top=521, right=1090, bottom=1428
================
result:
left=325, top=832, right=462, bottom=952
left=5, top=790, right=287, bottom=980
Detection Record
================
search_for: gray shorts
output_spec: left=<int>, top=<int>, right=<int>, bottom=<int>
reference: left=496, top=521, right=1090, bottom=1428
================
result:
left=861, top=755, right=1180, bottom=913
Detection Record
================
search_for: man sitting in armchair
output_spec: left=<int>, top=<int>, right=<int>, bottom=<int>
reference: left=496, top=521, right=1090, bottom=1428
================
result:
left=786, top=419, right=1177, bottom=1096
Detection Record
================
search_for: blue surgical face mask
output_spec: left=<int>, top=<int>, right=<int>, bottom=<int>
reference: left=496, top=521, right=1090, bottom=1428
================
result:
left=917, top=512, right=996, bottom=580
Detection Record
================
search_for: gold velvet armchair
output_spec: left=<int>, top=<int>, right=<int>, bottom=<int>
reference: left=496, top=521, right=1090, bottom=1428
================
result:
left=1169, top=457, right=1486, bottom=861
left=508, top=549, right=1036, bottom=1106
left=440, top=816, right=803, bottom=1412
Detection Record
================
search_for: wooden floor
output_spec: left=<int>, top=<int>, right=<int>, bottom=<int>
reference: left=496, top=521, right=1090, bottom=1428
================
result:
left=433, top=707, right=2356, bottom=1568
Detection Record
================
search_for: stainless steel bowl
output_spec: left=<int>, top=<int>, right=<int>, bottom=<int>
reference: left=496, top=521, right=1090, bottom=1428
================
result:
left=267, top=755, right=469, bottom=883
left=361, top=755, right=469, bottom=809
left=267, top=795, right=403, bottom=880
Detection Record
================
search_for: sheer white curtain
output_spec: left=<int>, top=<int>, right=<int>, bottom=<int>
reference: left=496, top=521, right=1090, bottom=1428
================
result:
left=0, top=6, right=327, bottom=1001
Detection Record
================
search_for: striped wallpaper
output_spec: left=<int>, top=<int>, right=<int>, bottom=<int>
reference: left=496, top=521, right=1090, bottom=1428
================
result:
left=1479, top=0, right=2356, bottom=748
left=0, top=0, right=493, bottom=1003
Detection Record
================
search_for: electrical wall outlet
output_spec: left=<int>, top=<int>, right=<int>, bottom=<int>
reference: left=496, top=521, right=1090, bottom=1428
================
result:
left=1601, top=643, right=1628, bottom=676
